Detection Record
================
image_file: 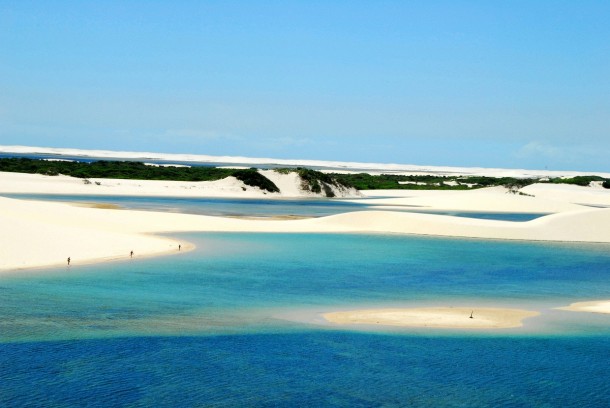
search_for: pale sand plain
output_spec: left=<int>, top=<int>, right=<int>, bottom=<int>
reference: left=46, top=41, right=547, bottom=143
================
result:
left=322, top=307, right=541, bottom=329
left=2, top=171, right=610, bottom=272
left=556, top=300, right=610, bottom=314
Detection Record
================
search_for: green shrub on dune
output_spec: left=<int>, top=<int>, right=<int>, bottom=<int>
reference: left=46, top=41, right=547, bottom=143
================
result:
left=232, top=169, right=280, bottom=193
left=1, top=158, right=608, bottom=193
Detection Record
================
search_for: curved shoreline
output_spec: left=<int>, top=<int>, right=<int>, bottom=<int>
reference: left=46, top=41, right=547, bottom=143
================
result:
left=2, top=170, right=610, bottom=273
left=0, top=236, right=194, bottom=276
left=2, top=195, right=610, bottom=273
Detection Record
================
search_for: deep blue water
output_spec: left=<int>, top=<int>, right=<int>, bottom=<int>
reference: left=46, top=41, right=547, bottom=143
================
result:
left=3, top=193, right=547, bottom=221
left=1, top=233, right=609, bottom=406
left=1, top=334, right=608, bottom=407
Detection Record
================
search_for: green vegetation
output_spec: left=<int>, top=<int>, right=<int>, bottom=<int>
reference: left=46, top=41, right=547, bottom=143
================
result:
left=329, top=173, right=468, bottom=190
left=232, top=169, right=279, bottom=193
left=0, top=158, right=279, bottom=193
left=550, top=175, right=606, bottom=187
left=1, top=157, right=608, bottom=193
left=329, top=173, right=534, bottom=190
left=328, top=172, right=609, bottom=191
left=275, top=168, right=348, bottom=197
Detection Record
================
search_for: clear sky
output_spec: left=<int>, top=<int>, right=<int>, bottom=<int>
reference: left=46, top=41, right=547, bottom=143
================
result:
left=1, top=1, right=609, bottom=171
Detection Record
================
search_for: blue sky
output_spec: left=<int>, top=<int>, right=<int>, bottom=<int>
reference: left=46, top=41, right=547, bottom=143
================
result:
left=1, top=1, right=609, bottom=171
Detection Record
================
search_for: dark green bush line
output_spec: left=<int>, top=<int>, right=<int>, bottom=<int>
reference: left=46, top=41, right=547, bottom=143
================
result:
left=233, top=169, right=279, bottom=193
left=275, top=168, right=347, bottom=197
left=329, top=173, right=472, bottom=190
left=1, top=158, right=608, bottom=192
left=549, top=175, right=606, bottom=187
left=328, top=172, right=610, bottom=190
left=0, top=158, right=279, bottom=193
left=0, top=158, right=234, bottom=181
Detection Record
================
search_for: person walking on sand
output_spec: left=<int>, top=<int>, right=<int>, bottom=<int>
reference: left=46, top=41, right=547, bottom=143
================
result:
left=130, top=250, right=134, bottom=258
left=178, top=244, right=181, bottom=251
left=67, top=257, right=71, bottom=266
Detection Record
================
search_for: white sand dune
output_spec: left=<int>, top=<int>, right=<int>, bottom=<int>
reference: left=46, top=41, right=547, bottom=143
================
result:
left=2, top=171, right=610, bottom=272
left=522, top=183, right=610, bottom=208
left=0, top=170, right=361, bottom=198
left=355, top=184, right=607, bottom=213
left=323, top=307, right=540, bottom=329
left=0, top=171, right=284, bottom=198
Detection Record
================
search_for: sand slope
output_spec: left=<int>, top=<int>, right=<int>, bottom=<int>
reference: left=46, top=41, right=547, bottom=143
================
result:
left=0, top=171, right=361, bottom=198
left=357, top=184, right=606, bottom=213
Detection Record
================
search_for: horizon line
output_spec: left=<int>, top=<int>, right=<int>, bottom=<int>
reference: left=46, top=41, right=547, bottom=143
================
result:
left=1, top=144, right=609, bottom=179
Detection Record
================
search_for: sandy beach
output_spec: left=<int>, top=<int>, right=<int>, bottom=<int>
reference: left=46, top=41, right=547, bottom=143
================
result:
left=322, top=307, right=540, bottom=329
left=1, top=170, right=610, bottom=272
left=556, top=300, right=610, bottom=314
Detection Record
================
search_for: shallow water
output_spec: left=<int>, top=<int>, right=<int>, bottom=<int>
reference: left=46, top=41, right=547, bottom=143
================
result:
left=5, top=193, right=548, bottom=221
left=1, top=233, right=609, bottom=406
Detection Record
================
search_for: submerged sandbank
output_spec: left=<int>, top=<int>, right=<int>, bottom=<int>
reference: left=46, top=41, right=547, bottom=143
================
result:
left=556, top=300, right=610, bottom=314
left=323, top=307, right=540, bottom=329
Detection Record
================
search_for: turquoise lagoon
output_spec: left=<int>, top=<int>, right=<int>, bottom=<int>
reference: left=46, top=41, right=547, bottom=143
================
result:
left=6, top=193, right=548, bottom=221
left=1, top=229, right=609, bottom=405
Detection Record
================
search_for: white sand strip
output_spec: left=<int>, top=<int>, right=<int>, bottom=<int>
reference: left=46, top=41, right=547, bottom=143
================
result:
left=0, top=171, right=280, bottom=198
left=556, top=300, right=610, bottom=314
left=323, top=307, right=540, bottom=329
left=355, top=184, right=609, bottom=213
left=2, top=194, right=610, bottom=272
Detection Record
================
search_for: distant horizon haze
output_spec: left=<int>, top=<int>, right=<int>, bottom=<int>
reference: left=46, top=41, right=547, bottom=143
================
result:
left=2, top=144, right=609, bottom=179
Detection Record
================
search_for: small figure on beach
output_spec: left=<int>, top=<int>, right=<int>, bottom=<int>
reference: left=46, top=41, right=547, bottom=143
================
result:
left=470, top=311, right=474, bottom=319
left=130, top=250, right=134, bottom=258
left=178, top=244, right=181, bottom=251
left=67, top=257, right=71, bottom=266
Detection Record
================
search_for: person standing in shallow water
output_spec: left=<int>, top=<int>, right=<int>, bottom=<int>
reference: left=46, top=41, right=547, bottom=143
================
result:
left=67, top=257, right=70, bottom=266
left=130, top=250, right=134, bottom=258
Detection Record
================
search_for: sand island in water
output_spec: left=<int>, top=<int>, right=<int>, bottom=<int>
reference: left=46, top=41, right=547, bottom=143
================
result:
left=323, top=307, right=540, bottom=329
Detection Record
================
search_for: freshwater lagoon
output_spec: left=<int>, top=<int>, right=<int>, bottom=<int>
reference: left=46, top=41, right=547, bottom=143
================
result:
left=1, top=232, right=609, bottom=406
left=6, top=193, right=549, bottom=221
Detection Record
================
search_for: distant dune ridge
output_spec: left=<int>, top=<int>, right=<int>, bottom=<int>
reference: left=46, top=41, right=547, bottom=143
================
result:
left=0, top=169, right=362, bottom=199
left=2, top=144, right=610, bottom=178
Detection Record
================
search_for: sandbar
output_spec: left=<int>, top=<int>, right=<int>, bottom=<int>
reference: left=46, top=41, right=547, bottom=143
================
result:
left=323, top=307, right=540, bottom=329
left=556, top=300, right=610, bottom=314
